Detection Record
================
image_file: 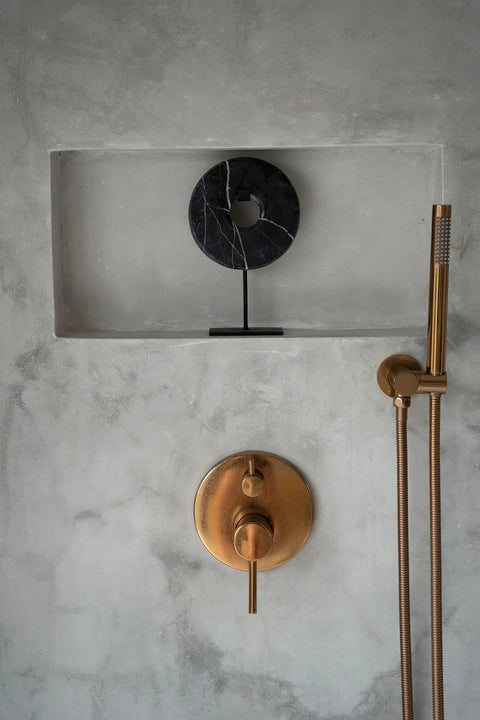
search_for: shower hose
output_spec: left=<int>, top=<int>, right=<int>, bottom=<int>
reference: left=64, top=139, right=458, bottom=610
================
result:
left=396, top=392, right=444, bottom=720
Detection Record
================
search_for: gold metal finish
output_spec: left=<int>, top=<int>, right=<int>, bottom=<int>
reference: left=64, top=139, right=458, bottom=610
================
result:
left=377, top=205, right=451, bottom=720
left=411, top=374, right=447, bottom=395
left=377, top=354, right=422, bottom=398
left=242, top=460, right=264, bottom=497
left=396, top=403, right=414, bottom=720
left=431, top=204, right=451, bottom=218
left=194, top=451, right=313, bottom=572
left=234, top=513, right=274, bottom=560
left=249, top=561, right=257, bottom=614
left=394, top=396, right=411, bottom=409
left=233, top=512, right=272, bottom=614
left=194, top=451, right=313, bottom=613
left=427, top=205, right=451, bottom=376
left=377, top=354, right=447, bottom=399
left=427, top=205, right=449, bottom=720
left=430, top=392, right=444, bottom=720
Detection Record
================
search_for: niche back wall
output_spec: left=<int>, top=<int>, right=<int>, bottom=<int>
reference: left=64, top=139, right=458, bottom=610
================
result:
left=1, top=2, right=479, bottom=720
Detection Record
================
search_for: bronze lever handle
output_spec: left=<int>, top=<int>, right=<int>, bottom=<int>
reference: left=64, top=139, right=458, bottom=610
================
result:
left=234, top=514, right=273, bottom=614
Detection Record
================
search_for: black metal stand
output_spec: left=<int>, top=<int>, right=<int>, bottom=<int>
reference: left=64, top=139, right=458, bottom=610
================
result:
left=209, top=270, right=283, bottom=336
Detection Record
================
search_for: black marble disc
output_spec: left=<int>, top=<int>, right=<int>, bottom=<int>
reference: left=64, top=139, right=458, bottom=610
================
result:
left=189, top=157, right=300, bottom=269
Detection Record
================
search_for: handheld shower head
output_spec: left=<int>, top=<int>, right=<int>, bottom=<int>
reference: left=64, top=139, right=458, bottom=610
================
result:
left=377, top=204, right=452, bottom=720
left=427, top=205, right=451, bottom=376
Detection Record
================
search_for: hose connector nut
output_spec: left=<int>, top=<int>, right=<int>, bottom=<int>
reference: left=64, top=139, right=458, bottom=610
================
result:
left=394, top=396, right=411, bottom=409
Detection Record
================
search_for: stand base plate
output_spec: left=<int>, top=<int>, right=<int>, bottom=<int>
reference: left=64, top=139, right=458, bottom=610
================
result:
left=209, top=327, right=284, bottom=336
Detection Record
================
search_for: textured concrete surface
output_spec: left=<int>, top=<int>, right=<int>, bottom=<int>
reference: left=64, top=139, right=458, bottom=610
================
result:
left=51, top=146, right=441, bottom=336
left=1, top=1, right=479, bottom=719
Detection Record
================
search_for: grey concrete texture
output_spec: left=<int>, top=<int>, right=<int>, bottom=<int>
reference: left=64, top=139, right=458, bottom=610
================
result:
left=51, top=146, right=442, bottom=336
left=0, top=1, right=479, bottom=719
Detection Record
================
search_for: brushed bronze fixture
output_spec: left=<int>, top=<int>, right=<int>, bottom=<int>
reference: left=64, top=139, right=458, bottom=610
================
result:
left=427, top=204, right=451, bottom=376
left=378, top=205, right=451, bottom=720
left=194, top=451, right=313, bottom=614
left=234, top=513, right=273, bottom=614
left=241, top=459, right=264, bottom=497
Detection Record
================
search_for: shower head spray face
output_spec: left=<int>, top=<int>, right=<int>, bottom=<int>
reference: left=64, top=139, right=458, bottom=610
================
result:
left=427, top=205, right=451, bottom=376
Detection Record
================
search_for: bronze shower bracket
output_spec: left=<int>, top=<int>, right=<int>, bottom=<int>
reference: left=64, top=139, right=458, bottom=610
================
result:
left=377, top=354, right=447, bottom=402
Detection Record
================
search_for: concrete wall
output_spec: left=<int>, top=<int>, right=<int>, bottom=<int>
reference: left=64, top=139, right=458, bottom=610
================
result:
left=1, top=1, right=479, bottom=718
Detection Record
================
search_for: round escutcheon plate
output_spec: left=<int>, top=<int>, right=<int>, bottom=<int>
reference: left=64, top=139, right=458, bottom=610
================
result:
left=194, top=451, right=313, bottom=572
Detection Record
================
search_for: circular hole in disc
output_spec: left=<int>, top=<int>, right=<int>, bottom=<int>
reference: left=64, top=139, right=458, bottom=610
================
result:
left=230, top=198, right=262, bottom=228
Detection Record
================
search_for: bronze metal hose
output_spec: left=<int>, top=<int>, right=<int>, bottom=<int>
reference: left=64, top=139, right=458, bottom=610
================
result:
left=396, top=401, right=414, bottom=720
left=395, top=392, right=445, bottom=720
left=430, top=392, right=444, bottom=720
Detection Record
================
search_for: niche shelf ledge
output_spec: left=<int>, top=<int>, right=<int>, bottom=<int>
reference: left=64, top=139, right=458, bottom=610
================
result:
left=51, top=146, right=442, bottom=339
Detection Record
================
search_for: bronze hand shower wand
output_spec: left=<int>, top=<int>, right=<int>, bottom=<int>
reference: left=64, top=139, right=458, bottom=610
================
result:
left=378, top=204, right=451, bottom=720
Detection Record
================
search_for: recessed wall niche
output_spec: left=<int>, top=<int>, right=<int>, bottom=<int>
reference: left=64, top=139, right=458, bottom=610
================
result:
left=51, top=146, right=442, bottom=337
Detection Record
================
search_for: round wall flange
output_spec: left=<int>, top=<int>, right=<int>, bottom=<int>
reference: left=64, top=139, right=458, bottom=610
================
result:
left=377, top=354, right=422, bottom=398
left=194, top=451, right=313, bottom=572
